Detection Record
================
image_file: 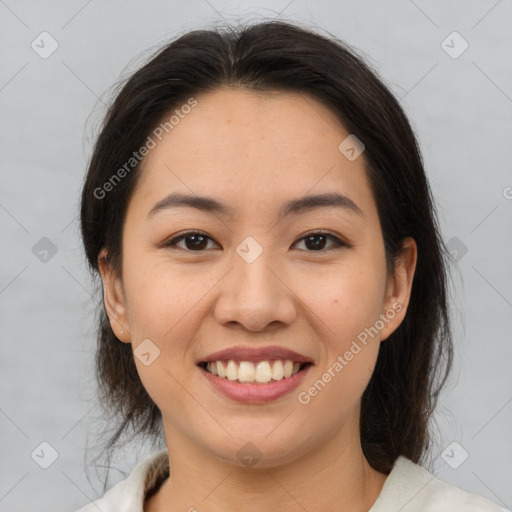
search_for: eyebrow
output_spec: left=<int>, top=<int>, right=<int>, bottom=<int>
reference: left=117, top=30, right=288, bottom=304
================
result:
left=147, top=191, right=363, bottom=220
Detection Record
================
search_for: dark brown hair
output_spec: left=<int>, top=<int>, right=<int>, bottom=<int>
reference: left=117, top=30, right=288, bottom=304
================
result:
left=80, top=19, right=453, bottom=488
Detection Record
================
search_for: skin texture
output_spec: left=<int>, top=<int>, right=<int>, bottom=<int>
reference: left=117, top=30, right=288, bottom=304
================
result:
left=99, top=87, right=417, bottom=512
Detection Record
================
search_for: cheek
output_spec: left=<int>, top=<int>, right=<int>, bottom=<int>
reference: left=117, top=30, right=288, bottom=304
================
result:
left=124, top=257, right=206, bottom=417
left=296, top=275, right=383, bottom=422
left=298, top=261, right=385, bottom=395
left=123, top=255, right=213, bottom=341
left=303, top=261, right=386, bottom=342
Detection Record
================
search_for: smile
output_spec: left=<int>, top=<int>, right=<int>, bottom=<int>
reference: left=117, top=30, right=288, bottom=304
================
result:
left=198, top=359, right=312, bottom=384
left=197, top=359, right=313, bottom=404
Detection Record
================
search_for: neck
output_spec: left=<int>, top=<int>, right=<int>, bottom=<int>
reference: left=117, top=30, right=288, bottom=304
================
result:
left=146, top=418, right=388, bottom=512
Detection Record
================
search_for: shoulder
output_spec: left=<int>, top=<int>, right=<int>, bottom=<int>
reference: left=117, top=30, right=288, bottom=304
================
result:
left=72, top=478, right=128, bottom=512
left=371, top=455, right=508, bottom=512
left=71, top=449, right=169, bottom=512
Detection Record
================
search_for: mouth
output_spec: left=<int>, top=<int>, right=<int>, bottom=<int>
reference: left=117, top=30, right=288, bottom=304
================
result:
left=197, top=359, right=314, bottom=384
left=196, top=345, right=314, bottom=403
left=196, top=345, right=315, bottom=404
left=197, top=359, right=313, bottom=404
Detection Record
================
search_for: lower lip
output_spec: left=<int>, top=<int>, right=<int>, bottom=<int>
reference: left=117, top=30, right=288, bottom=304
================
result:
left=199, top=364, right=312, bottom=404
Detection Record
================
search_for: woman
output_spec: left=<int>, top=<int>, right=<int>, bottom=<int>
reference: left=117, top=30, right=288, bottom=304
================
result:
left=75, top=20, right=504, bottom=512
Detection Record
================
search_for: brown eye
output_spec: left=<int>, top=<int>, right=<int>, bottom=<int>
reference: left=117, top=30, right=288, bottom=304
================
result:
left=162, top=231, right=347, bottom=253
left=293, top=232, right=346, bottom=252
left=164, top=232, right=219, bottom=251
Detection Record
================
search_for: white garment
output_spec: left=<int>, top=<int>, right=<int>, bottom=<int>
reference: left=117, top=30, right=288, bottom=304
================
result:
left=74, top=449, right=508, bottom=512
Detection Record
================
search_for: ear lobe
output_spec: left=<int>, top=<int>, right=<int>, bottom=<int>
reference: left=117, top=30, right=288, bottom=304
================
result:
left=380, top=237, right=418, bottom=341
left=98, top=248, right=131, bottom=343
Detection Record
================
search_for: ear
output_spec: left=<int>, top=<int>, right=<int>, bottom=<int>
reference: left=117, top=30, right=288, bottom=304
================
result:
left=98, top=248, right=131, bottom=343
left=380, top=237, right=417, bottom=341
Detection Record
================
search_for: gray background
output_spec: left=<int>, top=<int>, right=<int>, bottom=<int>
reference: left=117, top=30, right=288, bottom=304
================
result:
left=1, top=1, right=511, bottom=511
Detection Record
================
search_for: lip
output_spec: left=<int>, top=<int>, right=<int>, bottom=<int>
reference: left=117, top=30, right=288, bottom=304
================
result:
left=198, top=363, right=313, bottom=404
left=197, top=345, right=314, bottom=365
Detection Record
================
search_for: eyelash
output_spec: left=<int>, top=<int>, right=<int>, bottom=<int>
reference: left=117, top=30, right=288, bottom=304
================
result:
left=161, top=230, right=348, bottom=253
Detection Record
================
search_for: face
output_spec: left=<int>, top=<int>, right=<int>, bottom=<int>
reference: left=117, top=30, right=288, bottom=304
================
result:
left=100, top=87, right=416, bottom=468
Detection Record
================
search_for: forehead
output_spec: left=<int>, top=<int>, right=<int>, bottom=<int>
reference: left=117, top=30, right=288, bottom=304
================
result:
left=130, top=87, right=377, bottom=222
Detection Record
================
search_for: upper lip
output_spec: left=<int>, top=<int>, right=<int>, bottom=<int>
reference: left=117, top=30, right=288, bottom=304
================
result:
left=198, top=345, right=314, bottom=364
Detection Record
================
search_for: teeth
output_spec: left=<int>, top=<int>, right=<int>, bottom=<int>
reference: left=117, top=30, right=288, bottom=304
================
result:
left=226, top=360, right=238, bottom=381
left=205, top=359, right=304, bottom=383
left=238, top=361, right=255, bottom=382
left=283, top=360, right=294, bottom=379
left=272, top=360, right=284, bottom=380
left=255, top=361, right=272, bottom=383
left=216, top=360, right=226, bottom=378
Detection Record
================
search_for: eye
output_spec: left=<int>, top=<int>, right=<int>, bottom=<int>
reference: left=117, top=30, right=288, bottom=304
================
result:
left=292, top=231, right=347, bottom=252
left=162, top=231, right=219, bottom=251
left=161, top=230, right=347, bottom=252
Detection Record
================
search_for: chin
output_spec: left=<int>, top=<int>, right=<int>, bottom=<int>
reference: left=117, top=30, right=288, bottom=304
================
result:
left=202, top=429, right=311, bottom=470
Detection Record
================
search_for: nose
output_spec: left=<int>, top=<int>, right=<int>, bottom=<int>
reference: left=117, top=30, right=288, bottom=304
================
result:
left=214, top=246, right=297, bottom=332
